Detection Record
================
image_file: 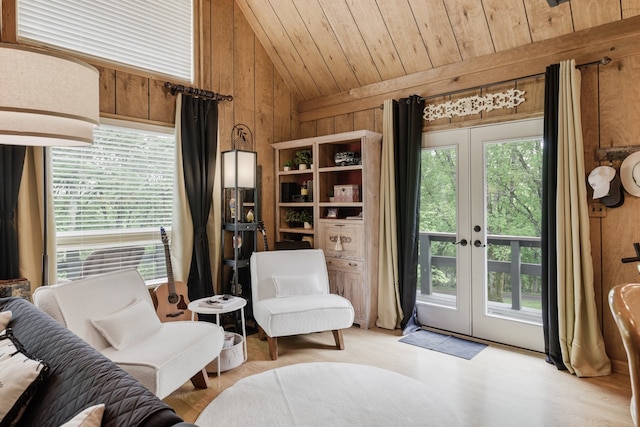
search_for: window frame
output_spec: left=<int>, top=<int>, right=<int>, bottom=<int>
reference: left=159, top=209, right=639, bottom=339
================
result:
left=52, top=118, right=176, bottom=285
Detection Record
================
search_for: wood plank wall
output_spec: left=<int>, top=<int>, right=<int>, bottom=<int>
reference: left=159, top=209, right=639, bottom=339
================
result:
left=197, top=0, right=297, bottom=264
left=582, top=54, right=640, bottom=373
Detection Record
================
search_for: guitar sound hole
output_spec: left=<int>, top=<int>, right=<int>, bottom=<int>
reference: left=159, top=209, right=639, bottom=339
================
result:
left=177, top=295, right=188, bottom=310
left=168, top=294, right=179, bottom=304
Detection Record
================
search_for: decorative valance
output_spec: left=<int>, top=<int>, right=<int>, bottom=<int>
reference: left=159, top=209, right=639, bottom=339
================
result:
left=423, top=89, right=526, bottom=121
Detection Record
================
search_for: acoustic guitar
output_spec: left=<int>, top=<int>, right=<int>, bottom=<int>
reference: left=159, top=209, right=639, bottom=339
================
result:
left=155, top=227, right=193, bottom=322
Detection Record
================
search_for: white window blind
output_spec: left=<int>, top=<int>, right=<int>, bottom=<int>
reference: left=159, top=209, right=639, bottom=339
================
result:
left=53, top=123, right=175, bottom=282
left=17, top=0, right=193, bottom=81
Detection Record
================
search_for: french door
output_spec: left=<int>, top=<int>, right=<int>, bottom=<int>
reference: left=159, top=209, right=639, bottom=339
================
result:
left=416, top=118, right=544, bottom=352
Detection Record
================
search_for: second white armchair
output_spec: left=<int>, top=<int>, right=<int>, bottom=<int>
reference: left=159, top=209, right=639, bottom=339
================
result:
left=250, top=249, right=354, bottom=360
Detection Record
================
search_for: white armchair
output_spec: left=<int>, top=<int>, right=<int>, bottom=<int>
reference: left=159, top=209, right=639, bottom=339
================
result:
left=33, top=269, right=224, bottom=399
left=250, top=249, right=354, bottom=360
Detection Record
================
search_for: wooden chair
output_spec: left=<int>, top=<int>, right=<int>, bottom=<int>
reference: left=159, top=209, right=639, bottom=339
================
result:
left=609, top=283, right=640, bottom=427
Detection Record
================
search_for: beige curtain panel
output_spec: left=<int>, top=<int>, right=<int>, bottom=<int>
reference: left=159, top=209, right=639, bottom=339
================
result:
left=556, top=59, right=611, bottom=377
left=376, top=98, right=403, bottom=330
left=18, top=147, right=56, bottom=289
left=170, top=94, right=194, bottom=283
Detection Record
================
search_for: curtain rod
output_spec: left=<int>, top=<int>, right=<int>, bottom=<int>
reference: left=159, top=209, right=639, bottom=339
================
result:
left=379, top=56, right=612, bottom=108
left=164, top=82, right=233, bottom=102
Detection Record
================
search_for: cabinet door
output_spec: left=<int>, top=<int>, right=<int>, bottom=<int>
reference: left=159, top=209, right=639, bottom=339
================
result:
left=326, top=258, right=366, bottom=327
left=341, top=270, right=365, bottom=325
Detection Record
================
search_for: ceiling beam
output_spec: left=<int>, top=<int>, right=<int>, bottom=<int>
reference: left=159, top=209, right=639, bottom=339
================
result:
left=298, top=14, right=640, bottom=122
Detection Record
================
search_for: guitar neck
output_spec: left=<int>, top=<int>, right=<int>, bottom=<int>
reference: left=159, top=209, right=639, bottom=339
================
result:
left=162, top=239, right=176, bottom=295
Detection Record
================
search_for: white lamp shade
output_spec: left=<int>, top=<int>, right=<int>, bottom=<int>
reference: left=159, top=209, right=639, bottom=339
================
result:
left=223, top=150, right=256, bottom=188
left=0, top=43, right=99, bottom=146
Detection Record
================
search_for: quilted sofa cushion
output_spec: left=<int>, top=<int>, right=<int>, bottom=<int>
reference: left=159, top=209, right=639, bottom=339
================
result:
left=0, top=297, right=186, bottom=427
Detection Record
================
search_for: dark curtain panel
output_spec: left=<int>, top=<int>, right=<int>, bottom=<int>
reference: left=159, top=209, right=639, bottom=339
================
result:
left=541, top=64, right=565, bottom=370
left=0, top=145, right=26, bottom=280
left=394, top=95, right=424, bottom=328
left=180, top=95, right=219, bottom=301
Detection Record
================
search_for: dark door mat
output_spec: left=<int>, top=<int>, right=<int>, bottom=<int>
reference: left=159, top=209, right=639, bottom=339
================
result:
left=399, top=329, right=487, bottom=360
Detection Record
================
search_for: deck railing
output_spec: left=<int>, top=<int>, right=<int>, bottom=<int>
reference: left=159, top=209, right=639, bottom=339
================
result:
left=419, top=231, right=541, bottom=311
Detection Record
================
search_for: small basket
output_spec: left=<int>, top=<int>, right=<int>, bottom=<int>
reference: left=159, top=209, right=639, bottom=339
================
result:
left=207, top=332, right=244, bottom=373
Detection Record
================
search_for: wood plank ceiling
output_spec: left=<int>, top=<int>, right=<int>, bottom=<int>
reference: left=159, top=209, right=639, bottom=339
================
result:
left=235, top=0, right=640, bottom=102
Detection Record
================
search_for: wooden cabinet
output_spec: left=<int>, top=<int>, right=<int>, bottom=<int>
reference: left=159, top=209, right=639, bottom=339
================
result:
left=272, top=130, right=382, bottom=328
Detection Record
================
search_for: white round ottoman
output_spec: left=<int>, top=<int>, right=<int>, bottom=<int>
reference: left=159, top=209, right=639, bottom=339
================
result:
left=196, top=362, right=460, bottom=426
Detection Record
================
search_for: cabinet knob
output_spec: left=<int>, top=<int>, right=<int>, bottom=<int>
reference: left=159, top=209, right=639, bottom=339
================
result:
left=348, top=262, right=357, bottom=267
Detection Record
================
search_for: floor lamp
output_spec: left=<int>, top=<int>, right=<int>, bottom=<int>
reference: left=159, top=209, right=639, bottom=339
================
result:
left=222, top=148, right=257, bottom=296
left=0, top=43, right=99, bottom=286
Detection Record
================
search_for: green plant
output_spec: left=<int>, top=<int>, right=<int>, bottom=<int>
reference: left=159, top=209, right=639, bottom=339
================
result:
left=284, top=210, right=301, bottom=225
left=299, top=209, right=313, bottom=225
left=284, top=159, right=294, bottom=168
left=294, top=150, right=312, bottom=166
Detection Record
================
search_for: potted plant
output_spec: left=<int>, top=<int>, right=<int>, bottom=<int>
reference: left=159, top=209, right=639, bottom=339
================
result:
left=294, top=150, right=312, bottom=170
left=283, top=159, right=293, bottom=171
left=299, top=210, right=313, bottom=229
left=284, top=210, right=302, bottom=228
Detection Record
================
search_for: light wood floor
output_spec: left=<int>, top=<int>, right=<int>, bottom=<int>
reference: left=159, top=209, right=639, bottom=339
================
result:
left=164, top=326, right=633, bottom=426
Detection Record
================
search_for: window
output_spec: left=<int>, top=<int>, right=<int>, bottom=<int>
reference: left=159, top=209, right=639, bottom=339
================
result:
left=17, top=0, right=193, bottom=80
left=53, top=121, right=175, bottom=283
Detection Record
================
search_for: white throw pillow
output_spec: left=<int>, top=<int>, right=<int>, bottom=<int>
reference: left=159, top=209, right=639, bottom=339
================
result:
left=0, top=330, right=49, bottom=426
left=59, top=404, right=105, bottom=427
left=90, top=299, right=161, bottom=350
left=0, top=311, right=11, bottom=333
left=272, top=275, right=322, bottom=297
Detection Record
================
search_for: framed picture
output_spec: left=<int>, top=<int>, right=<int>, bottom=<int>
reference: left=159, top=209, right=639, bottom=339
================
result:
left=326, top=207, right=339, bottom=218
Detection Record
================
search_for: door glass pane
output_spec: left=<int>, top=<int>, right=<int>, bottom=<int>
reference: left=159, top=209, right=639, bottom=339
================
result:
left=484, top=139, right=542, bottom=325
left=418, top=147, right=457, bottom=308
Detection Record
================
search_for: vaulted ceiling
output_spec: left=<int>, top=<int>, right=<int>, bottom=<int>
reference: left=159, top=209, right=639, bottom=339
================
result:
left=236, top=0, right=640, bottom=102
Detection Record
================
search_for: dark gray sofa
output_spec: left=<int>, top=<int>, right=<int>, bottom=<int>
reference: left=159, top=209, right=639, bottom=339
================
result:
left=0, top=297, right=196, bottom=427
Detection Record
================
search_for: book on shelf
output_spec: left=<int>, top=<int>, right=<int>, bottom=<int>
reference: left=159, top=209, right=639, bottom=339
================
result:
left=199, top=295, right=237, bottom=308
left=345, top=212, right=363, bottom=220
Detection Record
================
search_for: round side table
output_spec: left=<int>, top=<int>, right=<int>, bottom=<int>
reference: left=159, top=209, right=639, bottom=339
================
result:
left=188, top=296, right=248, bottom=375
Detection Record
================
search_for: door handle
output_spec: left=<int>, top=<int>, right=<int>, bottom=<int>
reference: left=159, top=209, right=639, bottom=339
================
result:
left=454, top=239, right=468, bottom=246
left=474, top=240, right=486, bottom=248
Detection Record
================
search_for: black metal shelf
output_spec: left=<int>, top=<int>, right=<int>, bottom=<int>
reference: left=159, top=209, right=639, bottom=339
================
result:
left=222, top=258, right=250, bottom=268
left=223, top=222, right=258, bottom=232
